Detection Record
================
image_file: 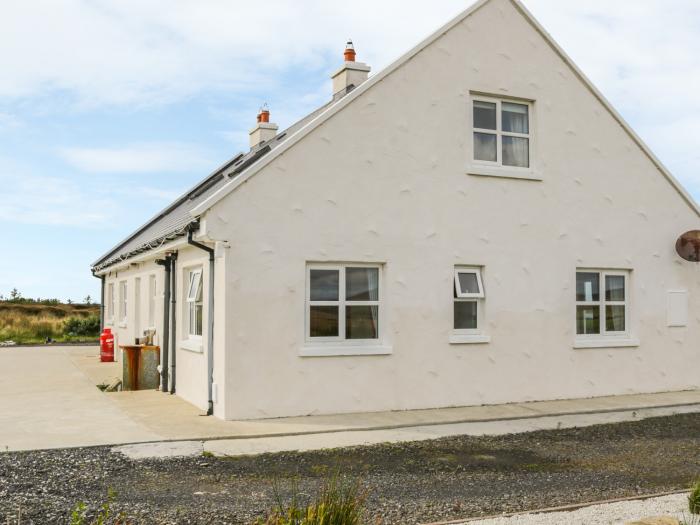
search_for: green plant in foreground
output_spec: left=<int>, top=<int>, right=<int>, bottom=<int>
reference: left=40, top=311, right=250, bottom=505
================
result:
left=257, top=474, right=365, bottom=525
left=682, top=513, right=700, bottom=525
left=69, top=488, right=126, bottom=525
left=690, top=479, right=700, bottom=515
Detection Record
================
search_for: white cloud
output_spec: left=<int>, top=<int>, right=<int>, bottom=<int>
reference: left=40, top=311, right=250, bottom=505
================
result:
left=0, top=156, right=180, bottom=227
left=58, top=142, right=213, bottom=174
left=0, top=0, right=467, bottom=107
left=0, top=172, right=113, bottom=227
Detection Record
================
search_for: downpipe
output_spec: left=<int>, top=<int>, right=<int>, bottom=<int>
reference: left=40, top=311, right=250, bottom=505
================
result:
left=92, top=271, right=106, bottom=333
left=186, top=229, right=215, bottom=416
left=155, top=256, right=172, bottom=392
left=169, top=252, right=178, bottom=394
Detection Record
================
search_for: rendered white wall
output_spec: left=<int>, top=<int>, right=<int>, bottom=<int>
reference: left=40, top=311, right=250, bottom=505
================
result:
left=204, top=0, right=700, bottom=420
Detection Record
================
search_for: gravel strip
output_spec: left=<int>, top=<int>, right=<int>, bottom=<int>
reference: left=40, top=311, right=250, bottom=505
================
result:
left=0, top=413, right=698, bottom=525
left=464, top=493, right=689, bottom=524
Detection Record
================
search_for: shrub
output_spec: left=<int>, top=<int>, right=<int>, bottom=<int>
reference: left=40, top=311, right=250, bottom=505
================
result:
left=257, top=475, right=365, bottom=525
left=63, top=315, right=100, bottom=337
left=690, top=479, right=700, bottom=515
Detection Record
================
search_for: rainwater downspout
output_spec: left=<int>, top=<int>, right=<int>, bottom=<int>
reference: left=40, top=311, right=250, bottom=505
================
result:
left=186, top=229, right=215, bottom=416
left=155, top=256, right=171, bottom=392
left=169, top=252, right=178, bottom=395
left=93, top=272, right=105, bottom=333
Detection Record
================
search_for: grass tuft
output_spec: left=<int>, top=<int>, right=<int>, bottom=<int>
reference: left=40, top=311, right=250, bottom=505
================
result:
left=257, top=474, right=365, bottom=525
left=689, top=479, right=700, bottom=515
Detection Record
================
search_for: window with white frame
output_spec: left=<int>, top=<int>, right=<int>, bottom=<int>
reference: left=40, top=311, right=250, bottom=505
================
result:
left=453, top=268, right=485, bottom=332
left=307, top=264, right=380, bottom=342
left=186, top=268, right=203, bottom=337
left=473, top=97, right=531, bottom=169
left=148, top=274, right=157, bottom=329
left=118, top=281, right=127, bottom=325
left=107, top=282, right=115, bottom=322
left=576, top=270, right=628, bottom=337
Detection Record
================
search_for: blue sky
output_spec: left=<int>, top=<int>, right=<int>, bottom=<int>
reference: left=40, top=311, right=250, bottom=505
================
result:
left=1, top=0, right=698, bottom=302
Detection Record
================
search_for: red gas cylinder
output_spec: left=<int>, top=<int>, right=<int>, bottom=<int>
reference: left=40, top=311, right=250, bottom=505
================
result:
left=100, top=328, right=115, bottom=362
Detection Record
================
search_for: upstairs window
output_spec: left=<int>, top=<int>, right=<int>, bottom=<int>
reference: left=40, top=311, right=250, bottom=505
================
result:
left=576, top=270, right=628, bottom=337
left=473, top=97, right=531, bottom=169
left=186, top=268, right=203, bottom=337
left=307, top=264, right=380, bottom=342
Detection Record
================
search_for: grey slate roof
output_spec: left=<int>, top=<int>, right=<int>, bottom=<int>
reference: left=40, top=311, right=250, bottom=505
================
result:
left=91, top=100, right=334, bottom=272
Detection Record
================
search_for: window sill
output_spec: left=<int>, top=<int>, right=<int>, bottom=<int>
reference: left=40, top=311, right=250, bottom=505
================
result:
left=573, top=338, right=639, bottom=349
left=118, top=322, right=127, bottom=329
left=300, top=345, right=392, bottom=357
left=449, top=334, right=491, bottom=345
left=467, top=164, right=542, bottom=181
left=180, top=339, right=204, bottom=353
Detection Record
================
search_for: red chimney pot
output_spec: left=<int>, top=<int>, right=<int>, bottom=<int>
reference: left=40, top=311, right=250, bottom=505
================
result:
left=344, top=40, right=356, bottom=62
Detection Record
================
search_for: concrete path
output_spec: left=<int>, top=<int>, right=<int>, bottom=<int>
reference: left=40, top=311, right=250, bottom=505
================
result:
left=2, top=345, right=700, bottom=455
left=0, top=346, right=161, bottom=451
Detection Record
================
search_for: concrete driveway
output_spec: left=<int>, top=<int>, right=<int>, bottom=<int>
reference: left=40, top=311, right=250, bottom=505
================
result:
left=0, top=345, right=162, bottom=451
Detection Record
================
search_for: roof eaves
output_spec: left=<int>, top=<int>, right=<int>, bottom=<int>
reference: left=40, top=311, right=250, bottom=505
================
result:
left=91, top=219, right=198, bottom=273
left=90, top=153, right=247, bottom=268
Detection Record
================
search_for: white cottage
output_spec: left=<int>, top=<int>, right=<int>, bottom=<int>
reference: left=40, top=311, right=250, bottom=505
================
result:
left=91, top=0, right=700, bottom=420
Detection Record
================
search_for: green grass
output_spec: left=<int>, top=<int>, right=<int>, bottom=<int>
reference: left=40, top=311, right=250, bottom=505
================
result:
left=689, top=479, right=700, bottom=514
left=0, top=302, right=100, bottom=344
left=257, top=475, right=365, bottom=525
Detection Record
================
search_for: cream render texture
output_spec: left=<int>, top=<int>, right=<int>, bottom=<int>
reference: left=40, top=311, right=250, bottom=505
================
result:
left=95, top=0, right=700, bottom=420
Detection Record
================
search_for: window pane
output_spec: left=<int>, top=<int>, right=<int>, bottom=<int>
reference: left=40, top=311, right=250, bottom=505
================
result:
left=502, top=102, right=529, bottom=133
left=474, top=133, right=497, bottom=162
left=346, top=267, right=379, bottom=301
left=576, top=273, right=600, bottom=302
left=473, top=101, right=496, bottom=130
left=346, top=305, right=379, bottom=339
left=606, top=305, right=625, bottom=332
left=310, top=270, right=339, bottom=301
left=454, top=301, right=478, bottom=330
left=195, top=304, right=203, bottom=336
left=576, top=305, right=600, bottom=335
left=309, top=306, right=339, bottom=337
left=457, top=272, right=480, bottom=295
left=605, top=275, right=625, bottom=302
left=188, top=271, right=202, bottom=301
left=502, top=136, right=529, bottom=167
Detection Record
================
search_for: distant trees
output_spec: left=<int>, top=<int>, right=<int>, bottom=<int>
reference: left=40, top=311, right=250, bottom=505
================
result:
left=0, top=288, right=94, bottom=306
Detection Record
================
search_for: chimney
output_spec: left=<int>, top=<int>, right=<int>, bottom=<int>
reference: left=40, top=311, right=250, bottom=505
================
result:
left=331, top=40, right=371, bottom=99
left=249, top=104, right=278, bottom=149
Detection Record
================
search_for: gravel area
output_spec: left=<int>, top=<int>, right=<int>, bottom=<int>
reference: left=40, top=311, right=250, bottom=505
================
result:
left=0, top=413, right=698, bottom=525
left=467, top=493, right=689, bottom=525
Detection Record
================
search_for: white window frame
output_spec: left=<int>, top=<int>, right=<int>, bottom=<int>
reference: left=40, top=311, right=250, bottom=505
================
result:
left=454, top=268, right=484, bottom=299
left=468, top=94, right=540, bottom=181
left=147, top=274, right=157, bottom=330
left=186, top=267, right=203, bottom=340
left=118, top=280, right=127, bottom=327
left=106, top=282, right=115, bottom=324
left=451, top=266, right=490, bottom=344
left=574, top=269, right=637, bottom=348
left=302, top=263, right=390, bottom=357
